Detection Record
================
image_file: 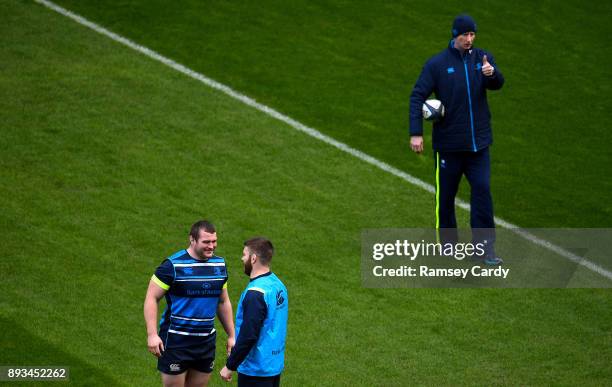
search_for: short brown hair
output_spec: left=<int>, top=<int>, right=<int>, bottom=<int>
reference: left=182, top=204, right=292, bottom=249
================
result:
left=190, top=220, right=216, bottom=241
left=244, top=237, right=274, bottom=265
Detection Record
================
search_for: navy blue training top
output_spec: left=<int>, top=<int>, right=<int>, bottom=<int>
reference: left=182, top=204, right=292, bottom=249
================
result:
left=152, top=249, right=228, bottom=349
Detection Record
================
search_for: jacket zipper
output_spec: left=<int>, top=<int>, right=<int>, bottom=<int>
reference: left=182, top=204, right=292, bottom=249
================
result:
left=463, top=55, right=477, bottom=152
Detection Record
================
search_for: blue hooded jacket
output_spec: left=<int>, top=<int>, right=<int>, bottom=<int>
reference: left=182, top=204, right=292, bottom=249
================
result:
left=409, top=40, right=504, bottom=152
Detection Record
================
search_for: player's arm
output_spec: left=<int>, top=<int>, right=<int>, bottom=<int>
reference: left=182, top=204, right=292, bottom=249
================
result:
left=144, top=278, right=168, bottom=357
left=409, top=61, right=436, bottom=153
left=220, top=289, right=267, bottom=382
left=217, top=287, right=236, bottom=356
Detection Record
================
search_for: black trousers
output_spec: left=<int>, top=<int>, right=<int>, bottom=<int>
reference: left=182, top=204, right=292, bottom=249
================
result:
left=434, top=147, right=496, bottom=255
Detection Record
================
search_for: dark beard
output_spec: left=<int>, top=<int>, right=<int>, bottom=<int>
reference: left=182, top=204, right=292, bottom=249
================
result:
left=244, top=260, right=252, bottom=276
left=194, top=247, right=211, bottom=260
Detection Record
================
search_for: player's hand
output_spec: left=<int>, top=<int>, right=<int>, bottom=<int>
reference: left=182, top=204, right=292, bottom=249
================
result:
left=220, top=366, right=233, bottom=382
left=410, top=136, right=424, bottom=154
left=226, top=336, right=235, bottom=356
left=147, top=333, right=164, bottom=357
left=482, top=55, right=495, bottom=77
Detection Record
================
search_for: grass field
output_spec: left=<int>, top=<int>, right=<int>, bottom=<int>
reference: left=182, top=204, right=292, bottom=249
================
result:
left=1, top=0, right=611, bottom=386
left=50, top=0, right=612, bottom=228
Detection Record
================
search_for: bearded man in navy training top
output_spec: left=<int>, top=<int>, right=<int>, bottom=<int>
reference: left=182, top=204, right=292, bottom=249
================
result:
left=220, top=237, right=288, bottom=387
left=409, top=14, right=505, bottom=265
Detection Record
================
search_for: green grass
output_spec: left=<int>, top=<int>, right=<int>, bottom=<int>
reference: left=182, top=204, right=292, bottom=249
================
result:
left=50, top=0, right=612, bottom=228
left=0, top=1, right=610, bottom=386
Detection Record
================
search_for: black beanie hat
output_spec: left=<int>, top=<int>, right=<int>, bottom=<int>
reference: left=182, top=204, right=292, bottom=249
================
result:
left=452, top=14, right=477, bottom=37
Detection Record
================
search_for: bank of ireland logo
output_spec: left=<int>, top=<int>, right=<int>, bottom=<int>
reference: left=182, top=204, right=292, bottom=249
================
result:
left=276, top=290, right=285, bottom=306
left=202, top=282, right=212, bottom=289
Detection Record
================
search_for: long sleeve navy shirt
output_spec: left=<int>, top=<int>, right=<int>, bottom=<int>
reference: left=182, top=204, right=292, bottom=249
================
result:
left=226, top=289, right=267, bottom=371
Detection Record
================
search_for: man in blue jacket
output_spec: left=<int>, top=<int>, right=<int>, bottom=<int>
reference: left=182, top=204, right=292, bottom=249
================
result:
left=409, top=14, right=504, bottom=265
left=220, top=237, right=288, bottom=386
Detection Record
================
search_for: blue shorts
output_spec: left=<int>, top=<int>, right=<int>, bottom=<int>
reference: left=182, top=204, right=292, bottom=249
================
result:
left=157, top=333, right=216, bottom=375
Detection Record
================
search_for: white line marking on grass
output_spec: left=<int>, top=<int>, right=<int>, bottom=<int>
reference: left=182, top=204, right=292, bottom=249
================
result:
left=35, top=0, right=612, bottom=282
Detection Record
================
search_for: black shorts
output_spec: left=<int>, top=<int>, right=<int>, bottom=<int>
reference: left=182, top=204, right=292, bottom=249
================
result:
left=157, top=334, right=216, bottom=375
left=237, top=373, right=281, bottom=387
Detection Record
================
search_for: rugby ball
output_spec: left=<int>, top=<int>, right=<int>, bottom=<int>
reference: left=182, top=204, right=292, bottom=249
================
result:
left=422, top=99, right=445, bottom=122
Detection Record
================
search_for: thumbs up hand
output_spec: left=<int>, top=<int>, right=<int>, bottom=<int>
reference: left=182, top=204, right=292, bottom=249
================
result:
left=482, top=55, right=495, bottom=77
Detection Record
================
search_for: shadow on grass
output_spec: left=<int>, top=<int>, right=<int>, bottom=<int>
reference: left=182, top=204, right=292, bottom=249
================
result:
left=0, top=317, right=119, bottom=386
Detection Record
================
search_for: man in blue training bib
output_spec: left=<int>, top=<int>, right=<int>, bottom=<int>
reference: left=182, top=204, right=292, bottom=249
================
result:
left=220, top=237, right=288, bottom=387
left=144, top=220, right=236, bottom=387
